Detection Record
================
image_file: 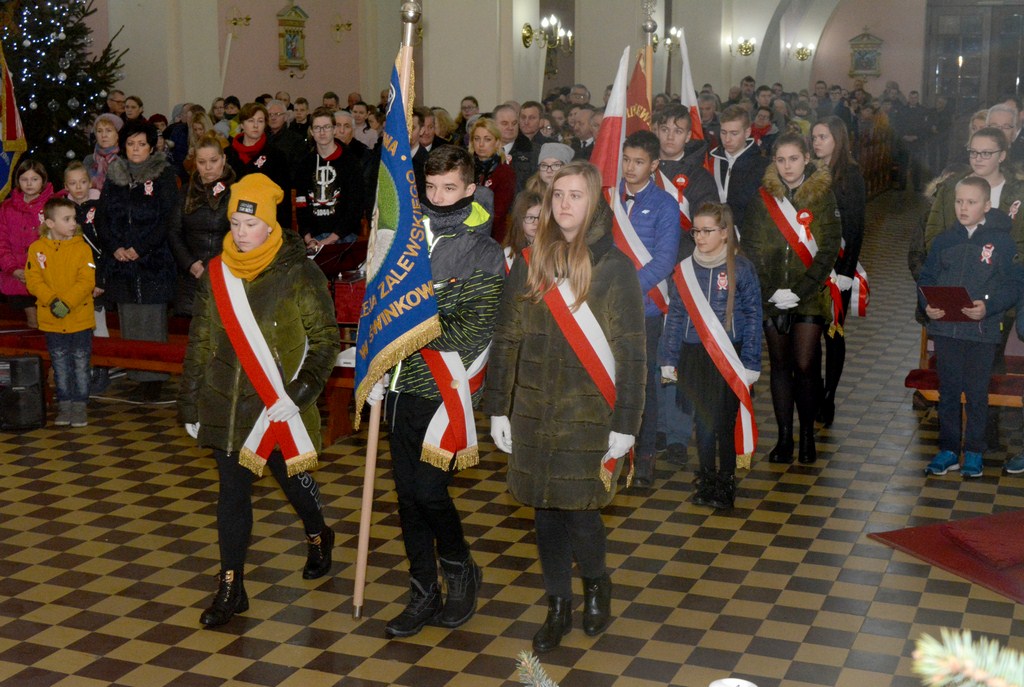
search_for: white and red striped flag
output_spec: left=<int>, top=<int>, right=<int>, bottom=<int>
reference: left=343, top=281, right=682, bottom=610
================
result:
left=590, top=46, right=631, bottom=189
left=677, top=27, right=703, bottom=141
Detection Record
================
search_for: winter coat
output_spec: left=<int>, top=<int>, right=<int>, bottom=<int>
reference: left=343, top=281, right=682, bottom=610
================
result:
left=168, top=166, right=236, bottom=315
left=95, top=152, right=179, bottom=305
left=830, top=162, right=867, bottom=278
left=475, top=156, right=515, bottom=244
left=177, top=229, right=340, bottom=454
left=919, top=210, right=1021, bottom=344
left=659, top=254, right=763, bottom=372
left=741, top=163, right=842, bottom=320
left=0, top=184, right=55, bottom=296
left=925, top=168, right=1024, bottom=257
left=616, top=177, right=681, bottom=317
left=482, top=203, right=647, bottom=510
left=708, top=139, right=770, bottom=227
left=23, top=230, right=95, bottom=334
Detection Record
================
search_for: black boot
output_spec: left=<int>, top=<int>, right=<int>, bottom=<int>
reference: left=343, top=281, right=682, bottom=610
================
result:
left=798, top=425, right=817, bottom=464
left=768, top=427, right=794, bottom=464
left=692, top=468, right=715, bottom=507
left=200, top=569, right=248, bottom=628
left=633, top=454, right=655, bottom=488
left=436, top=554, right=482, bottom=628
left=385, top=578, right=442, bottom=637
left=708, top=472, right=735, bottom=509
left=302, top=528, right=334, bottom=580
left=581, top=574, right=612, bottom=636
left=532, top=596, right=572, bottom=653
left=818, top=389, right=836, bottom=427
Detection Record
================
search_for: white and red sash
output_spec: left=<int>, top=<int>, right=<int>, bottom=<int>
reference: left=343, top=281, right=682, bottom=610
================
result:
left=420, top=346, right=489, bottom=471
left=522, top=248, right=627, bottom=491
left=604, top=187, right=670, bottom=314
left=503, top=245, right=514, bottom=275
left=207, top=258, right=317, bottom=478
left=838, top=238, right=870, bottom=318
left=655, top=169, right=692, bottom=230
left=672, top=258, right=758, bottom=465
left=758, top=188, right=844, bottom=329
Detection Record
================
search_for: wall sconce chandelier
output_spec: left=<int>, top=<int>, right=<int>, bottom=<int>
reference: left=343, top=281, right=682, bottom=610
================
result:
left=664, top=26, right=682, bottom=56
left=332, top=16, right=353, bottom=43
left=227, top=7, right=250, bottom=36
left=727, top=36, right=756, bottom=57
left=522, top=14, right=574, bottom=53
left=786, top=42, right=814, bottom=61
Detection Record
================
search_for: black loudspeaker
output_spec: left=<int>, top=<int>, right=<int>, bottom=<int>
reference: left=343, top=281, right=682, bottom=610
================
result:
left=0, top=356, right=46, bottom=431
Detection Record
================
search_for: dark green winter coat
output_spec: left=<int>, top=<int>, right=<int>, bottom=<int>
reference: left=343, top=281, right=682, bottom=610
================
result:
left=177, top=228, right=339, bottom=455
left=482, top=202, right=647, bottom=510
left=741, top=163, right=841, bottom=320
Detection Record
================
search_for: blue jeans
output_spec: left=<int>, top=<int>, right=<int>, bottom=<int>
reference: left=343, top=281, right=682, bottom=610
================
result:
left=46, top=330, right=92, bottom=402
left=658, top=380, right=693, bottom=447
left=934, top=336, right=998, bottom=454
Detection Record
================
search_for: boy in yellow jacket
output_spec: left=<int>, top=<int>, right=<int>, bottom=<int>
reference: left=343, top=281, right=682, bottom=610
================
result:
left=24, top=197, right=96, bottom=427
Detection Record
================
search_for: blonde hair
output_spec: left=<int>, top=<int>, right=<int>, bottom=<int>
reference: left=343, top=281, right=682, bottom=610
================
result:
left=524, top=162, right=603, bottom=310
left=469, top=117, right=504, bottom=161
left=693, top=202, right=739, bottom=332
left=189, top=111, right=215, bottom=150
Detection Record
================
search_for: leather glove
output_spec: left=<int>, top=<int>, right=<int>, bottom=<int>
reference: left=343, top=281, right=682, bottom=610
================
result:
left=743, top=369, right=760, bottom=386
left=367, top=380, right=386, bottom=407
left=490, top=415, right=512, bottom=452
left=661, top=366, right=678, bottom=382
left=607, top=431, right=635, bottom=459
left=769, top=288, right=799, bottom=310
left=185, top=422, right=199, bottom=438
left=834, top=274, right=854, bottom=291
left=267, top=397, right=300, bottom=422
left=49, top=298, right=70, bottom=318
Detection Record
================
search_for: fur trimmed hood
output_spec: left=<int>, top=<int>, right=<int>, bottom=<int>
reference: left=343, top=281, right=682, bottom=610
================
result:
left=105, top=151, right=170, bottom=186
left=762, top=161, right=831, bottom=206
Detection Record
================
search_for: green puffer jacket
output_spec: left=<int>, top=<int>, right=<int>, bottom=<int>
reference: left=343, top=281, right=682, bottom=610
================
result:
left=741, top=163, right=841, bottom=320
left=482, top=203, right=647, bottom=510
left=177, top=229, right=340, bottom=455
left=925, top=167, right=1024, bottom=256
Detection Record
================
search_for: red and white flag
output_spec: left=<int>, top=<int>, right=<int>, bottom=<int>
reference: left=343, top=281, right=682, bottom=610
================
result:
left=590, top=46, right=631, bottom=189
left=676, top=27, right=703, bottom=141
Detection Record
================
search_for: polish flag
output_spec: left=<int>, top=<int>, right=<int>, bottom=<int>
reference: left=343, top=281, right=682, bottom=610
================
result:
left=590, top=46, right=631, bottom=189
left=677, top=27, right=703, bottom=141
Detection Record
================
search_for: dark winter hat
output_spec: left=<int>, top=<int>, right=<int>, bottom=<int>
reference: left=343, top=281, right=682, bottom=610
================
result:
left=148, top=113, right=168, bottom=127
left=224, top=96, right=241, bottom=109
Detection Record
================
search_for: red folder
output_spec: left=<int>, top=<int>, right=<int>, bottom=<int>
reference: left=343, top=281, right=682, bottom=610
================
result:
left=919, top=286, right=975, bottom=322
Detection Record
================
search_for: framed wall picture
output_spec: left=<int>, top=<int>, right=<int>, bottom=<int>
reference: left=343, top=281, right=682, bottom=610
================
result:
left=849, top=28, right=883, bottom=78
left=278, top=3, right=309, bottom=71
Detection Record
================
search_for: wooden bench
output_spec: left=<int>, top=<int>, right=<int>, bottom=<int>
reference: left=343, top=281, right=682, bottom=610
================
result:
left=904, top=328, right=1024, bottom=407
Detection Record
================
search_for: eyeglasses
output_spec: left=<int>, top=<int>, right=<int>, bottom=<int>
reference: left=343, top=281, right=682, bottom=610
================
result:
left=523, top=215, right=540, bottom=225
left=966, top=149, right=1001, bottom=159
left=311, top=125, right=333, bottom=133
left=540, top=125, right=555, bottom=132
left=692, top=227, right=725, bottom=236
left=991, top=124, right=1015, bottom=131
left=539, top=162, right=564, bottom=172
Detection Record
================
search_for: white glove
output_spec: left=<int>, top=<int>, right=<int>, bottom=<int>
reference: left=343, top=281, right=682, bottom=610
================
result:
left=185, top=422, right=199, bottom=438
left=367, top=380, right=386, bottom=407
left=267, top=397, right=300, bottom=422
left=607, top=431, right=635, bottom=459
left=661, top=366, right=678, bottom=382
left=834, top=274, right=854, bottom=291
left=742, top=369, right=760, bottom=386
left=769, top=288, right=799, bottom=310
left=490, top=416, right=512, bottom=452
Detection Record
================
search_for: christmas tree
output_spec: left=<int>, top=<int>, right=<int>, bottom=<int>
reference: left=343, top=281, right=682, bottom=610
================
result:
left=1, top=0, right=125, bottom=180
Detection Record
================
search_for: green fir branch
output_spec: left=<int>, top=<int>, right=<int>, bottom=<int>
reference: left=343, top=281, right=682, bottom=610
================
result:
left=913, top=628, right=1024, bottom=687
left=515, top=650, right=560, bottom=687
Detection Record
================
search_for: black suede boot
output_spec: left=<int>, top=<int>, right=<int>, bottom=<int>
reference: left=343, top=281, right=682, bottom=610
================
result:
left=200, top=569, right=248, bottom=628
left=581, top=574, right=612, bottom=636
left=435, top=554, right=482, bottom=628
left=798, top=425, right=817, bottom=464
left=768, top=426, right=794, bottom=464
left=302, top=528, right=334, bottom=580
left=385, top=578, right=442, bottom=637
left=532, top=596, right=572, bottom=653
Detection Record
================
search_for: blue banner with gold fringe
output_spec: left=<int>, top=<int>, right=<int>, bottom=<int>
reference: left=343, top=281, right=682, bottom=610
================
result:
left=0, top=44, right=26, bottom=202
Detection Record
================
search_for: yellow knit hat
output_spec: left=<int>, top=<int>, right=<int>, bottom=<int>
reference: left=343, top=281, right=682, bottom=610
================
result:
left=228, top=173, right=283, bottom=233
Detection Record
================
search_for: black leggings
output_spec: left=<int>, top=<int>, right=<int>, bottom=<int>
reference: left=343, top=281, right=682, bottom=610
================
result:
left=534, top=509, right=606, bottom=599
left=764, top=318, right=823, bottom=433
left=214, top=449, right=325, bottom=570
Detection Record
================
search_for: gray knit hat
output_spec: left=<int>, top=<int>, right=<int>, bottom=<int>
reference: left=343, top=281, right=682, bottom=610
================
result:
left=538, top=142, right=574, bottom=165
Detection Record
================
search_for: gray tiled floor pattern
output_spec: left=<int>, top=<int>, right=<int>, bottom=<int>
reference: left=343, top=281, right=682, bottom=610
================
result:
left=1, top=190, right=1023, bottom=687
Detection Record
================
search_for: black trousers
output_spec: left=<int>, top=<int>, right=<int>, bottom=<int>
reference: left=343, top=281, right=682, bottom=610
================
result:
left=534, top=508, right=606, bottom=598
left=637, top=315, right=663, bottom=458
left=387, top=392, right=469, bottom=588
left=677, top=342, right=740, bottom=474
left=934, top=336, right=998, bottom=453
left=214, top=449, right=325, bottom=570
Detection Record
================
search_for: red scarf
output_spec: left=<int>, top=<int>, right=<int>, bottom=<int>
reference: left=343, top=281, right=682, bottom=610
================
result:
left=232, top=134, right=266, bottom=165
left=751, top=124, right=771, bottom=143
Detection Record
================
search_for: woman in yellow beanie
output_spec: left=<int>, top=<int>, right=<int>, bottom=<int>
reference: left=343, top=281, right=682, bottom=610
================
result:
left=178, top=173, right=340, bottom=627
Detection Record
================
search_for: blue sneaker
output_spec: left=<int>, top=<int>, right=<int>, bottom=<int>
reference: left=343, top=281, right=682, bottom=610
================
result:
left=1004, top=453, right=1024, bottom=475
left=924, top=450, right=960, bottom=476
left=961, top=452, right=983, bottom=478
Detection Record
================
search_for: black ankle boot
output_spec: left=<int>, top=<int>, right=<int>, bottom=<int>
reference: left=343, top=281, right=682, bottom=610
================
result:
left=768, top=427, right=794, bottom=464
left=692, top=468, right=715, bottom=506
left=798, top=426, right=817, bottom=464
left=818, top=390, right=836, bottom=427
left=303, top=528, right=334, bottom=579
left=385, top=578, right=442, bottom=637
left=532, top=596, right=572, bottom=653
left=708, top=472, right=735, bottom=509
left=200, top=569, right=248, bottom=627
left=436, top=554, right=482, bottom=628
left=633, top=454, right=655, bottom=488
left=581, top=574, right=612, bottom=636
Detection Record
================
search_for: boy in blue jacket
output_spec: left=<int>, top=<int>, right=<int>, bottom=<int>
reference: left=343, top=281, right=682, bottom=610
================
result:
left=918, top=176, right=1022, bottom=478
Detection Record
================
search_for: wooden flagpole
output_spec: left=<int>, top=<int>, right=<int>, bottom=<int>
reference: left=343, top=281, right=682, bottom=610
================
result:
left=352, top=0, right=421, bottom=621
left=643, top=16, right=656, bottom=106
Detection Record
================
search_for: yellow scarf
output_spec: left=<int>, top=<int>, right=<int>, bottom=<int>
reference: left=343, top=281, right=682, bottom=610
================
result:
left=220, top=228, right=282, bottom=281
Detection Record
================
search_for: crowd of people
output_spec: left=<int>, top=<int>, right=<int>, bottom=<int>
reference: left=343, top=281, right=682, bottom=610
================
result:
left=4, top=72, right=1024, bottom=654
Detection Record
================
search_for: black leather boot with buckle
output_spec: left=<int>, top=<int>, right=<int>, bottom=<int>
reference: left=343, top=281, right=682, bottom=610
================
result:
left=200, top=569, right=248, bottom=628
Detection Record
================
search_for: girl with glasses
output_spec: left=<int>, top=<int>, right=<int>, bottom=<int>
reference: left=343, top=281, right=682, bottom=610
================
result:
left=502, top=189, right=542, bottom=273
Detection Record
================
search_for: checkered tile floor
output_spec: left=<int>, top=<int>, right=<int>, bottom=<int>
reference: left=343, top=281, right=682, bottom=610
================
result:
left=2, top=190, right=1024, bottom=687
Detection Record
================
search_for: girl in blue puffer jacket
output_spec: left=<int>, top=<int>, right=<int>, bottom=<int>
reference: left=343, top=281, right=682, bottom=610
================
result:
left=660, top=202, right=763, bottom=508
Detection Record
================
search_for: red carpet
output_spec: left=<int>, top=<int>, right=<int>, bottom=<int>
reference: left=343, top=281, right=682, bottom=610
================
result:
left=869, top=510, right=1024, bottom=604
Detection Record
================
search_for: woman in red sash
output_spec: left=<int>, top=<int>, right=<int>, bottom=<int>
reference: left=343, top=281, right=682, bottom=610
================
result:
left=484, top=162, right=646, bottom=653
left=178, top=174, right=340, bottom=628
left=742, top=133, right=841, bottom=465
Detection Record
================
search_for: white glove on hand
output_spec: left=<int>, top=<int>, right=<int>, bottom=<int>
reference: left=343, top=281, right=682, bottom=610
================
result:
left=367, top=380, right=386, bottom=407
left=769, top=288, right=800, bottom=310
left=834, top=274, right=854, bottom=291
left=661, top=366, right=678, bottom=382
left=267, top=397, right=300, bottom=422
left=185, top=422, right=199, bottom=439
left=743, top=369, right=760, bottom=386
left=490, top=416, right=512, bottom=453
left=607, top=431, right=635, bottom=459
